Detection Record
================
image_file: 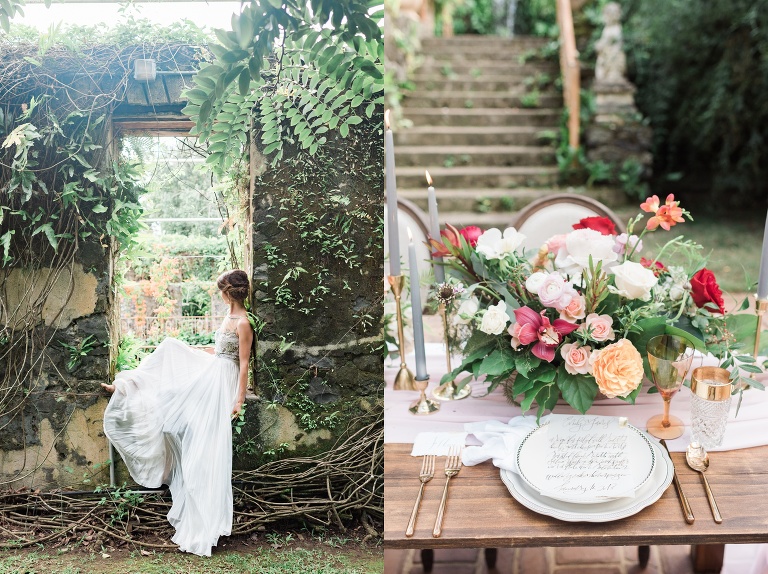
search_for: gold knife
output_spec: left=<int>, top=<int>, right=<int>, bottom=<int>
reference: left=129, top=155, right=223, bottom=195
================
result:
left=660, top=439, right=695, bottom=524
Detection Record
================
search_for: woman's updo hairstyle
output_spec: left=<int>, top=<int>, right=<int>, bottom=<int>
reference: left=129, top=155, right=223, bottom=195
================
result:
left=216, top=269, right=250, bottom=303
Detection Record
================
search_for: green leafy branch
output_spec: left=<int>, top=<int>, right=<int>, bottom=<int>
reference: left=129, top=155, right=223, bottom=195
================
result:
left=182, top=0, right=383, bottom=172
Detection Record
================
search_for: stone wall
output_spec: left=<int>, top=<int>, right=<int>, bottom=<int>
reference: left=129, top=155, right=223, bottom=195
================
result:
left=241, top=112, right=384, bottom=466
left=0, top=240, right=113, bottom=489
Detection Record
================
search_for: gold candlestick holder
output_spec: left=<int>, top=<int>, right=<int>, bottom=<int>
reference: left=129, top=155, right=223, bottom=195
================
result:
left=750, top=296, right=768, bottom=383
left=433, top=302, right=471, bottom=400
left=388, top=274, right=416, bottom=390
left=410, top=376, right=440, bottom=415
left=753, top=297, right=768, bottom=359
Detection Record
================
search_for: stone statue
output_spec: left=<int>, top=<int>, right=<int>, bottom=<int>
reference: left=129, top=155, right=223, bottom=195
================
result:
left=586, top=1, right=652, bottom=184
left=594, top=2, right=628, bottom=86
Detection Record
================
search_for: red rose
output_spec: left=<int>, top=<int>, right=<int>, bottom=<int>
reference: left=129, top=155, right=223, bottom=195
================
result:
left=572, top=216, right=617, bottom=236
left=640, top=257, right=667, bottom=277
left=690, top=268, right=725, bottom=314
left=460, top=226, right=483, bottom=247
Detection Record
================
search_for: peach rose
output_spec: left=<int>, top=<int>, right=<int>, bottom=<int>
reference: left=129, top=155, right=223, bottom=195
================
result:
left=589, top=339, right=644, bottom=398
left=560, top=342, right=592, bottom=375
left=560, top=294, right=586, bottom=322
left=580, top=313, right=615, bottom=342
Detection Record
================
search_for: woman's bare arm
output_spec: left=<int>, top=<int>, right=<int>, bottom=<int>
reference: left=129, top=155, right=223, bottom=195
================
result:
left=232, top=318, right=254, bottom=416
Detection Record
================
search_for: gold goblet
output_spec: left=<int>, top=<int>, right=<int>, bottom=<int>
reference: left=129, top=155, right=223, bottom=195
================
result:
left=646, top=334, right=695, bottom=439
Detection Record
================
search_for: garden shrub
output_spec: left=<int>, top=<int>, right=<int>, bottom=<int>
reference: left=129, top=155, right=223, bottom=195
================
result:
left=621, top=0, right=768, bottom=209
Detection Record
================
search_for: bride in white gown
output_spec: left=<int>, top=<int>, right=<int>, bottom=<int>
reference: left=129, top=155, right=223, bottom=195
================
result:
left=102, top=269, right=253, bottom=557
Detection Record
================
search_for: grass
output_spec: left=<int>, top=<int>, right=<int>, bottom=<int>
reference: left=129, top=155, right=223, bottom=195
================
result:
left=0, top=544, right=383, bottom=574
left=612, top=207, right=763, bottom=295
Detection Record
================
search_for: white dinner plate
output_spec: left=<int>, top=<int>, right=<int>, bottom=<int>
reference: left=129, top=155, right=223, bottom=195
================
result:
left=501, top=437, right=673, bottom=522
left=516, top=421, right=656, bottom=504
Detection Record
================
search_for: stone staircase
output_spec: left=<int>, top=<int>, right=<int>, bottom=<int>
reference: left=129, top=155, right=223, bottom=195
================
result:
left=395, top=35, right=566, bottom=229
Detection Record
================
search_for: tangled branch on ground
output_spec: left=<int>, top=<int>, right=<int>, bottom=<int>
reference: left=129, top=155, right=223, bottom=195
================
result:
left=0, top=412, right=382, bottom=549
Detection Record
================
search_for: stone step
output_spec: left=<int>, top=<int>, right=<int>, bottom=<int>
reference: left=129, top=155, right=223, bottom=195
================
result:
left=418, top=48, right=551, bottom=59
left=399, top=187, right=563, bottom=214
left=403, top=91, right=561, bottom=110
left=402, top=107, right=561, bottom=128
left=436, top=210, right=521, bottom=229
left=411, top=76, right=558, bottom=92
left=417, top=61, right=558, bottom=76
left=421, top=35, right=550, bottom=48
left=393, top=125, right=556, bottom=147
left=420, top=50, right=554, bottom=64
left=394, top=145, right=556, bottom=168
left=395, top=165, right=559, bottom=188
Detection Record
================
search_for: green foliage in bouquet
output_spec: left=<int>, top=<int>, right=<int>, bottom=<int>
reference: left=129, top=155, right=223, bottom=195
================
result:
left=432, top=195, right=764, bottom=420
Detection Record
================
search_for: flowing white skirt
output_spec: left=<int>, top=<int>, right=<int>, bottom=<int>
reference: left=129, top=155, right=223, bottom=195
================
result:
left=103, top=338, right=239, bottom=556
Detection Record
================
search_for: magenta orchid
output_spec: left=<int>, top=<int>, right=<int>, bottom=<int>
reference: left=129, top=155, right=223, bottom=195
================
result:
left=509, top=306, right=579, bottom=362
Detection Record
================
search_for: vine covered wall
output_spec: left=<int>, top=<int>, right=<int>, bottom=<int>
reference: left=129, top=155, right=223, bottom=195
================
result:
left=243, top=112, right=383, bottom=464
left=0, top=41, right=203, bottom=489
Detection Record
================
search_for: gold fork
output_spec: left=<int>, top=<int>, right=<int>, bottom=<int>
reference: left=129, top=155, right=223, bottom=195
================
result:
left=433, top=446, right=462, bottom=538
left=405, top=455, right=435, bottom=537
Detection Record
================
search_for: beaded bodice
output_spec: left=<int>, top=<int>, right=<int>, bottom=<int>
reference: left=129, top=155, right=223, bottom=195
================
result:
left=214, top=329, right=240, bottom=364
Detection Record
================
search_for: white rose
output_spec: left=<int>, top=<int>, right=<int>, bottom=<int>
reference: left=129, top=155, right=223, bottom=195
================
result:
left=453, top=296, right=480, bottom=325
left=612, top=261, right=658, bottom=300
left=479, top=300, right=510, bottom=335
left=525, top=271, right=548, bottom=293
left=554, top=228, right=618, bottom=276
left=475, top=227, right=527, bottom=260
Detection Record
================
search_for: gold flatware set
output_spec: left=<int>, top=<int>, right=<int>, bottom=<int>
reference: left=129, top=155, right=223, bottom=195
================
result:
left=661, top=439, right=723, bottom=524
left=405, top=447, right=462, bottom=538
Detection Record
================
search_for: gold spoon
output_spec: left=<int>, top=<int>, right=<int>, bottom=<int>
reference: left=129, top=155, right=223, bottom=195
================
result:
left=685, top=442, right=722, bottom=524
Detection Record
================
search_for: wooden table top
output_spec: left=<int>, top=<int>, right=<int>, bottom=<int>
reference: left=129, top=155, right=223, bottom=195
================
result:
left=384, top=443, right=768, bottom=549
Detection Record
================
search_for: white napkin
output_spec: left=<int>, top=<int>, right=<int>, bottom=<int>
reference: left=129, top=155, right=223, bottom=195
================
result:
left=462, top=416, right=543, bottom=472
left=411, top=432, right=468, bottom=456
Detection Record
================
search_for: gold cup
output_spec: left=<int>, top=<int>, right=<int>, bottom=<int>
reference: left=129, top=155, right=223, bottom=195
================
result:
left=691, top=367, right=732, bottom=401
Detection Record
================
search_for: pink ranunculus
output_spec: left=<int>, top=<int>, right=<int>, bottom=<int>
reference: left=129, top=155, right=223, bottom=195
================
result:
left=560, top=342, right=592, bottom=375
left=556, top=283, right=579, bottom=312
left=559, top=293, right=586, bottom=322
left=537, top=273, right=571, bottom=309
left=459, top=226, right=483, bottom=247
left=512, top=306, right=579, bottom=362
left=580, top=313, right=616, bottom=342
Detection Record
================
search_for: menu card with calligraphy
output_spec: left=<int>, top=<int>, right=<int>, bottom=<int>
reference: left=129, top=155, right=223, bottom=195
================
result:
left=517, top=415, right=654, bottom=503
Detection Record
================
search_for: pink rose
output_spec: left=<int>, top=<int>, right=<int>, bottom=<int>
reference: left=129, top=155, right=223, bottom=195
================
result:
left=546, top=234, right=568, bottom=254
left=560, top=342, right=592, bottom=375
left=559, top=293, right=586, bottom=322
left=580, top=313, right=615, bottom=342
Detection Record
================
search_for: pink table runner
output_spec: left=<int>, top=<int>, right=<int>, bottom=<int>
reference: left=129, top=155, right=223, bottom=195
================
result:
left=384, top=344, right=768, bottom=452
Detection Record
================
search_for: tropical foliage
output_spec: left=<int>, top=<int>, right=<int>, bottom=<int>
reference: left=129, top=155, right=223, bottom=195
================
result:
left=183, top=0, right=383, bottom=172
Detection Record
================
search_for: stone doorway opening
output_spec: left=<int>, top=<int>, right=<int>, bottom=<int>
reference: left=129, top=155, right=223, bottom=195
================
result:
left=115, top=134, right=243, bottom=361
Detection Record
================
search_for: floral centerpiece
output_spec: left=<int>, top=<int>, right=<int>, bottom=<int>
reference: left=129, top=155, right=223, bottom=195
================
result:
left=432, top=195, right=763, bottom=419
